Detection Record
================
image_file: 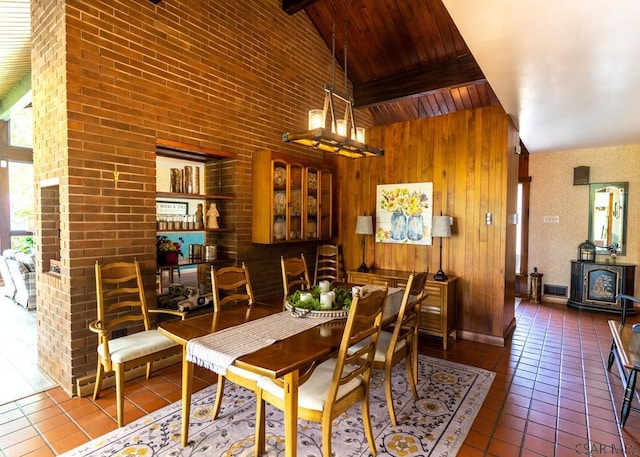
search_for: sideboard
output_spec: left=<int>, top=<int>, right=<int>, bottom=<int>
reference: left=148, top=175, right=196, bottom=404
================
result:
left=567, top=260, right=635, bottom=314
left=347, top=269, right=457, bottom=349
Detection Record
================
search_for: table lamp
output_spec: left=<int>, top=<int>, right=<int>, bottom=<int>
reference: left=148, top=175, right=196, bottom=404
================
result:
left=356, top=215, right=374, bottom=272
left=432, top=215, right=452, bottom=281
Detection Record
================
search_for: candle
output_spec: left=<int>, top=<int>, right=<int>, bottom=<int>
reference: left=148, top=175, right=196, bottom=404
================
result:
left=320, top=292, right=332, bottom=310
left=351, top=286, right=362, bottom=298
left=299, top=292, right=312, bottom=303
left=319, top=280, right=331, bottom=293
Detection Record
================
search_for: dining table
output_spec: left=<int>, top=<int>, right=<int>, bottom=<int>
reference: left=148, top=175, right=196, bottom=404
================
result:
left=158, top=285, right=404, bottom=457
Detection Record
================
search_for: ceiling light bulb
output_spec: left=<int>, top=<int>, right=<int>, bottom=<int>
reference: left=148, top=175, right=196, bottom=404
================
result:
left=352, top=127, right=365, bottom=143
left=308, top=109, right=325, bottom=130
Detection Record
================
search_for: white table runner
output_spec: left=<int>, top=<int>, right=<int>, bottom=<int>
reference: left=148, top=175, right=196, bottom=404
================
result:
left=186, top=286, right=403, bottom=376
left=186, top=311, right=334, bottom=375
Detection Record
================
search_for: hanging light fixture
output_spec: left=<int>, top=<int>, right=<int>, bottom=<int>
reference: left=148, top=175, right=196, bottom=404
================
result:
left=282, top=0, right=384, bottom=159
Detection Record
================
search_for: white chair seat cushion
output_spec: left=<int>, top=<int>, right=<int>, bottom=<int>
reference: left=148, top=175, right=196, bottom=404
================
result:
left=257, top=358, right=362, bottom=411
left=226, top=364, right=263, bottom=381
left=97, top=330, right=177, bottom=364
left=347, top=330, right=406, bottom=363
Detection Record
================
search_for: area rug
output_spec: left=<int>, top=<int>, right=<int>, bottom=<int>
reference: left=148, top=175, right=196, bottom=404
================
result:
left=62, top=355, right=494, bottom=457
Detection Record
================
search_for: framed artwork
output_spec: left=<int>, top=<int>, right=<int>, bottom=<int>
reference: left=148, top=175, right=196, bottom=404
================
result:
left=375, top=182, right=433, bottom=245
left=156, top=201, right=188, bottom=215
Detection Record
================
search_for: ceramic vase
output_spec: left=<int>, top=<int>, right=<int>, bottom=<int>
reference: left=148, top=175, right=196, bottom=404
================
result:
left=157, top=251, right=178, bottom=266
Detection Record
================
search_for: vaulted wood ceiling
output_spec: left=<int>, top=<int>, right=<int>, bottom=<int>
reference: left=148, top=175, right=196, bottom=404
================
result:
left=283, top=0, right=500, bottom=127
left=0, top=0, right=31, bottom=116
left=4, top=1, right=637, bottom=154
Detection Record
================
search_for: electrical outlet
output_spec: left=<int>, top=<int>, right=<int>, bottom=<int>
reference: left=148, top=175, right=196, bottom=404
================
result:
left=543, top=215, right=560, bottom=223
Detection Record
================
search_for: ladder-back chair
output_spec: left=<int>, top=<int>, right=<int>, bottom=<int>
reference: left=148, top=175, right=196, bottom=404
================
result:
left=349, top=270, right=428, bottom=426
left=313, top=243, right=342, bottom=285
left=281, top=254, right=311, bottom=305
left=210, top=263, right=261, bottom=420
left=90, top=259, right=184, bottom=427
left=255, top=287, right=388, bottom=456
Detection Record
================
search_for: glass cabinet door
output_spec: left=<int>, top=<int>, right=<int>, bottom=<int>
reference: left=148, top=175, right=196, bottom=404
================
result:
left=305, top=167, right=319, bottom=240
left=318, top=169, right=332, bottom=239
left=287, top=163, right=303, bottom=241
left=272, top=160, right=287, bottom=242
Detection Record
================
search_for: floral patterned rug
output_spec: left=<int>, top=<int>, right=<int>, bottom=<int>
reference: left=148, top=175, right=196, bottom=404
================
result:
left=61, top=355, right=494, bottom=457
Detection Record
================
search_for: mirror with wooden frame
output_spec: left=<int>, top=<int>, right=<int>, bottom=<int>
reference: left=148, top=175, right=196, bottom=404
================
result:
left=588, top=182, right=628, bottom=256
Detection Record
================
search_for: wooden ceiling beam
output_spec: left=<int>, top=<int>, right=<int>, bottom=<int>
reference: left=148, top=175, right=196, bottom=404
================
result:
left=353, top=55, right=486, bottom=108
left=282, top=0, right=320, bottom=15
left=0, top=144, right=32, bottom=162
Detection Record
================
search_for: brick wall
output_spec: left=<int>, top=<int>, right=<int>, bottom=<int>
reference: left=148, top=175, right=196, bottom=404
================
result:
left=31, top=0, right=366, bottom=394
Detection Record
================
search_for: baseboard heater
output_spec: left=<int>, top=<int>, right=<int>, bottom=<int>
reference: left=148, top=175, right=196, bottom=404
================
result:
left=543, top=284, right=568, bottom=297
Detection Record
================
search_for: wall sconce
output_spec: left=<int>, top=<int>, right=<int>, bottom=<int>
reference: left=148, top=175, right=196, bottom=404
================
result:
left=432, top=215, right=452, bottom=281
left=356, top=215, right=374, bottom=272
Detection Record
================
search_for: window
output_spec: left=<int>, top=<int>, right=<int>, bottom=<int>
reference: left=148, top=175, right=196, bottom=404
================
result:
left=8, top=161, right=34, bottom=252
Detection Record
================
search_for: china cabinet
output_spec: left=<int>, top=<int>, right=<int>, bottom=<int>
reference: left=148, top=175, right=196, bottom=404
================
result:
left=252, top=151, right=333, bottom=244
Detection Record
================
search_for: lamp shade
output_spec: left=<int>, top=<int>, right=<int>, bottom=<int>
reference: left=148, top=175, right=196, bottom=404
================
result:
left=355, top=215, right=374, bottom=235
left=431, top=215, right=452, bottom=238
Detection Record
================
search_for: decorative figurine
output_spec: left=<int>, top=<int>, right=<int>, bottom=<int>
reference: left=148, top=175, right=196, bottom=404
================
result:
left=207, top=203, right=219, bottom=229
left=195, top=203, right=204, bottom=229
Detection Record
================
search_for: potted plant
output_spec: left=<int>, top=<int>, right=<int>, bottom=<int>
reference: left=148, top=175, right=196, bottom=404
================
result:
left=157, top=236, right=184, bottom=266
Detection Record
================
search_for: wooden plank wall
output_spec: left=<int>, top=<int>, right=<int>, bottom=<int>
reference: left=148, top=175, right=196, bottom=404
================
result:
left=333, top=105, right=519, bottom=344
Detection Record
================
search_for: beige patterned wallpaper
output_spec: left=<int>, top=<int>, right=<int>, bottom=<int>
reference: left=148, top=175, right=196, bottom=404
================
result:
left=529, top=145, right=640, bottom=297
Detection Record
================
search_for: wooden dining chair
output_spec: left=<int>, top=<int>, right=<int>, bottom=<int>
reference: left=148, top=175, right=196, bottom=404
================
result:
left=281, top=254, right=311, bottom=304
left=210, top=262, right=255, bottom=312
left=313, top=243, right=342, bottom=285
left=349, top=270, right=428, bottom=426
left=254, top=286, right=388, bottom=457
left=90, top=259, right=185, bottom=427
left=210, top=263, right=262, bottom=419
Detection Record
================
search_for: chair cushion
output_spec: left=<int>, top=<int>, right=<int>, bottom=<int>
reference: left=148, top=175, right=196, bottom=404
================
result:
left=257, top=358, right=362, bottom=411
left=348, top=330, right=406, bottom=363
left=0, top=256, right=16, bottom=299
left=98, top=330, right=177, bottom=364
left=226, top=364, right=263, bottom=381
left=14, top=252, right=35, bottom=272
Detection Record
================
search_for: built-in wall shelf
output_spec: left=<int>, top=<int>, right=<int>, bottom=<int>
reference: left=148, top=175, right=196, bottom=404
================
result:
left=155, top=139, right=237, bottom=263
left=156, top=192, right=235, bottom=200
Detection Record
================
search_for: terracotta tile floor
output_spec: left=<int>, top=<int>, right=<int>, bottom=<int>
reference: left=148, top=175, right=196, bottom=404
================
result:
left=1, top=299, right=640, bottom=456
left=0, top=297, right=57, bottom=406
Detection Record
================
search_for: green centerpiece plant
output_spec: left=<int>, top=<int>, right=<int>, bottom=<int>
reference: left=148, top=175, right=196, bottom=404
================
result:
left=287, top=285, right=354, bottom=310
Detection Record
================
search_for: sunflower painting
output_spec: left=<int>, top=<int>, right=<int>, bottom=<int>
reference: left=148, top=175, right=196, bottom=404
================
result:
left=376, top=182, right=433, bottom=245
